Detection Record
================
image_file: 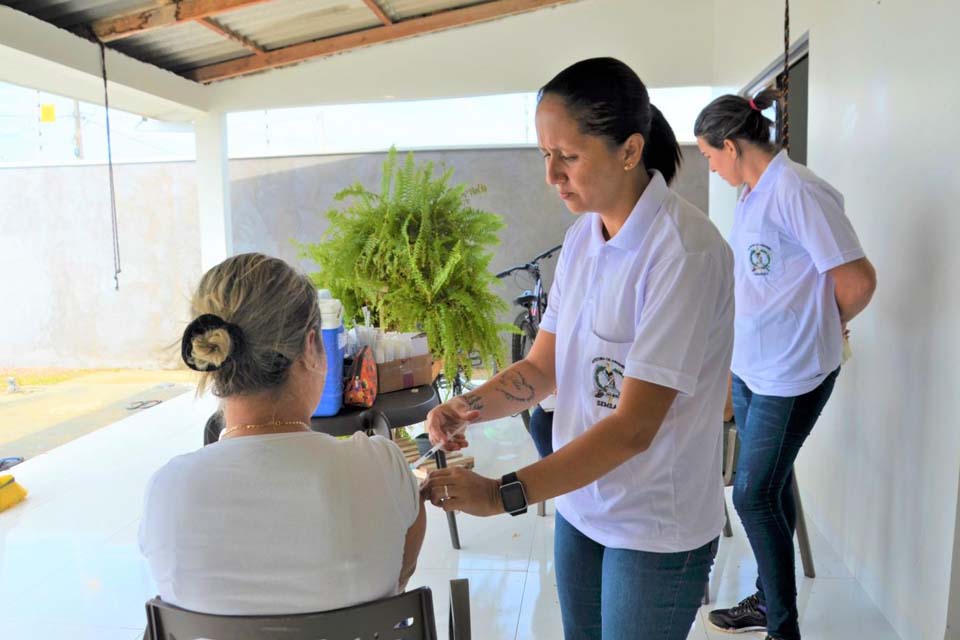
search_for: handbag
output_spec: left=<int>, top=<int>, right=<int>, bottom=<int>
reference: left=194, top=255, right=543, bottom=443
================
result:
left=343, top=345, right=378, bottom=408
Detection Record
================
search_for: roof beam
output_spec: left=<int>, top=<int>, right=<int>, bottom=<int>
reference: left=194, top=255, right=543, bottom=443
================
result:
left=197, top=17, right=266, bottom=54
left=92, top=0, right=271, bottom=43
left=361, top=0, right=393, bottom=26
left=187, top=0, right=577, bottom=83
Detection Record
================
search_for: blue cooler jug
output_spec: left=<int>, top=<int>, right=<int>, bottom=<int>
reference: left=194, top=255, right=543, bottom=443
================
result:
left=313, top=297, right=345, bottom=417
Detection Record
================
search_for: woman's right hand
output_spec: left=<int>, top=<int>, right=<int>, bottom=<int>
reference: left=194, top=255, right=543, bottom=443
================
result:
left=425, top=397, right=479, bottom=451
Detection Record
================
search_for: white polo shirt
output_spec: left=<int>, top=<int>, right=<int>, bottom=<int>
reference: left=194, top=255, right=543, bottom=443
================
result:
left=730, top=151, right=864, bottom=397
left=539, top=171, right=734, bottom=553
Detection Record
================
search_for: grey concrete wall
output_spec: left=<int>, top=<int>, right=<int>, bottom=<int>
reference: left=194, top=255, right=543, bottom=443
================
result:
left=0, top=146, right=707, bottom=369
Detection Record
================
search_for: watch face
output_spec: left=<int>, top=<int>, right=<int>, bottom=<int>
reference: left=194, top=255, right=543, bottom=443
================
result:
left=500, top=481, right=527, bottom=513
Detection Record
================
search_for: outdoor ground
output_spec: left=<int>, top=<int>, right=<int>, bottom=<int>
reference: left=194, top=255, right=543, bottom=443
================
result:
left=0, top=368, right=195, bottom=462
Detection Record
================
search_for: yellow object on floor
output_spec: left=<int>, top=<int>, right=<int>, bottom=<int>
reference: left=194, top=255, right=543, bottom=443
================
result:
left=0, top=474, right=27, bottom=512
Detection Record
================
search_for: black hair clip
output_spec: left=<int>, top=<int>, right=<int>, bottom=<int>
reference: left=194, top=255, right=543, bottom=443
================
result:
left=181, top=314, right=245, bottom=371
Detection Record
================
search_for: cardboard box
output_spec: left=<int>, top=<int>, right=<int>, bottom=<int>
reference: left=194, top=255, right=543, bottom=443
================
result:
left=377, top=354, right=434, bottom=393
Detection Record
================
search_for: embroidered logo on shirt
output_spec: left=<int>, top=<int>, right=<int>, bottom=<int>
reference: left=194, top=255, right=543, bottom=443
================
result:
left=591, top=357, right=624, bottom=410
left=748, top=243, right=773, bottom=276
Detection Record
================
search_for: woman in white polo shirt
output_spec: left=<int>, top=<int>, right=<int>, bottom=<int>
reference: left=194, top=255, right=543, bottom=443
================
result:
left=694, top=90, right=877, bottom=640
left=421, top=58, right=735, bottom=640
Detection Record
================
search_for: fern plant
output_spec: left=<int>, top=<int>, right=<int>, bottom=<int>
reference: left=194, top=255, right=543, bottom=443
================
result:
left=298, top=148, right=510, bottom=382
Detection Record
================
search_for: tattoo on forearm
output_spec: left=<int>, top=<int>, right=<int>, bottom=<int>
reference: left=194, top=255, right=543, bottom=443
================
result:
left=496, top=371, right=535, bottom=403
left=463, top=392, right=484, bottom=411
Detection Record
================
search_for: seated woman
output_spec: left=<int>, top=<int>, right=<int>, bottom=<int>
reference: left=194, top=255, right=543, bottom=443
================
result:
left=139, top=253, right=425, bottom=615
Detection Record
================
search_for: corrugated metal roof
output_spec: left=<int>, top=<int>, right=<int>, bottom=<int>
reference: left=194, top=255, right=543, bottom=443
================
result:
left=386, top=0, right=487, bottom=21
left=215, top=0, right=381, bottom=52
left=1, top=0, right=548, bottom=80
left=109, top=21, right=249, bottom=72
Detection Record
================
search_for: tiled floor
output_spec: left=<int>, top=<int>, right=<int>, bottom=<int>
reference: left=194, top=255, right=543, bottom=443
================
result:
left=0, top=392, right=902, bottom=639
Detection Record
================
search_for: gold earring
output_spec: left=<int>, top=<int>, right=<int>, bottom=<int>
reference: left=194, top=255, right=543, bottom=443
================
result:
left=624, top=164, right=632, bottom=171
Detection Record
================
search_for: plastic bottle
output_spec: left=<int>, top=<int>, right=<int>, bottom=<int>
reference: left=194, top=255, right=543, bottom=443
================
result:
left=313, top=297, right=345, bottom=417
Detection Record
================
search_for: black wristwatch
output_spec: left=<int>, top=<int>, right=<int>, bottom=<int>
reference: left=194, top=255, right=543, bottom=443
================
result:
left=499, top=472, right=528, bottom=516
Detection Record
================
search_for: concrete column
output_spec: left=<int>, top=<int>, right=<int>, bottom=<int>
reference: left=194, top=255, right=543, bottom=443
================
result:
left=195, top=112, right=232, bottom=271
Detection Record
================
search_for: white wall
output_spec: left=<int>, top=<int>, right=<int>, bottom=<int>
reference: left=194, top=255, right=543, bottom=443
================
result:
left=0, top=162, right=201, bottom=369
left=712, top=2, right=960, bottom=639
left=208, top=0, right=716, bottom=112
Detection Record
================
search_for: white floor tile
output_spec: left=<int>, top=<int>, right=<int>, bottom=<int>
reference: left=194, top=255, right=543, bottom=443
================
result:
left=420, top=504, right=538, bottom=571
left=515, top=567, right=564, bottom=640
left=795, top=578, right=901, bottom=640
left=0, top=621, right=144, bottom=640
left=527, top=508, right=556, bottom=573
left=3, top=549, right=157, bottom=629
left=407, top=568, right=527, bottom=640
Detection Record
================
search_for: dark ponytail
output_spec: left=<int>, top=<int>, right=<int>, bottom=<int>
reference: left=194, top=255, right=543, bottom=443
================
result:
left=643, top=105, right=683, bottom=185
left=694, top=88, right=780, bottom=154
left=538, top=57, right=683, bottom=184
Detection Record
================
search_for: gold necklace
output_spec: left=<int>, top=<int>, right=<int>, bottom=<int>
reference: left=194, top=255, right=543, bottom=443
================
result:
left=219, top=420, right=310, bottom=440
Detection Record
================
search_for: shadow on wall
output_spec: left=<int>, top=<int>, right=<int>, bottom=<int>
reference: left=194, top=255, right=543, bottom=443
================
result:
left=229, top=146, right=709, bottom=352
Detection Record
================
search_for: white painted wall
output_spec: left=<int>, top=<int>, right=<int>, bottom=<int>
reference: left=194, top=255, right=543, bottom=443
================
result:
left=208, top=0, right=716, bottom=112
left=711, top=2, right=960, bottom=639
left=0, top=162, right=201, bottom=369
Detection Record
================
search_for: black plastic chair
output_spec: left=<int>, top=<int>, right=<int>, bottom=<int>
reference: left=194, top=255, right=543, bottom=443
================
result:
left=144, top=579, right=471, bottom=640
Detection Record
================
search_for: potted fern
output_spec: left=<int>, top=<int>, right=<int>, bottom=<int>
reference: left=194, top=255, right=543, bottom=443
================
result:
left=298, top=148, right=510, bottom=383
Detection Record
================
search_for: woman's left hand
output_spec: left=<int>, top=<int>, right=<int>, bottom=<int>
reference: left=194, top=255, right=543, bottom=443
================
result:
left=420, top=467, right=503, bottom=517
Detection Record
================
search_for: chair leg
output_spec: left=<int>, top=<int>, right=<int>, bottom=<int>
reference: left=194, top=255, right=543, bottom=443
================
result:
left=446, top=511, right=461, bottom=550
left=792, top=473, right=816, bottom=578
left=448, top=578, right=471, bottom=640
left=723, top=499, right=733, bottom=538
left=435, top=450, right=461, bottom=550
left=702, top=577, right=711, bottom=606
left=537, top=500, right=546, bottom=517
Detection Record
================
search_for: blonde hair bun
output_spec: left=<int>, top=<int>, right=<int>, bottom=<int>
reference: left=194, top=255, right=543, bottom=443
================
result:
left=191, top=328, right=233, bottom=370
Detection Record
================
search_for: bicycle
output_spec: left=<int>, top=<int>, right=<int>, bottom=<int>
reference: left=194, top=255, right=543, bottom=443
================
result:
left=433, top=352, right=482, bottom=401
left=495, top=243, right=562, bottom=429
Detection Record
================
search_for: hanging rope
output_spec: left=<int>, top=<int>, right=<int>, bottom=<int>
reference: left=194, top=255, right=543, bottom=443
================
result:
left=98, top=41, right=122, bottom=290
left=782, top=0, right=790, bottom=153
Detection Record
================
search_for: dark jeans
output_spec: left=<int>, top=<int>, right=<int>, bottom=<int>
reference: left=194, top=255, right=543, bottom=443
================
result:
left=731, top=368, right=840, bottom=640
left=528, top=405, right=554, bottom=458
left=555, top=512, right=717, bottom=640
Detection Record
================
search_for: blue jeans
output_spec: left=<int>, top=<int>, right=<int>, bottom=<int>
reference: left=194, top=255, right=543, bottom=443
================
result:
left=731, top=368, right=840, bottom=640
left=528, top=406, right=554, bottom=458
left=555, top=512, right=717, bottom=640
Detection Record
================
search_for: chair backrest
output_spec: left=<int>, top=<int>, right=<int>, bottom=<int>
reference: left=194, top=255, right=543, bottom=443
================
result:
left=145, top=587, right=438, bottom=640
left=356, top=409, right=393, bottom=439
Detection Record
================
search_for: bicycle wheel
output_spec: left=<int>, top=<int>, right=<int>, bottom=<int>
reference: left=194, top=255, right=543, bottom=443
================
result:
left=511, top=312, right=538, bottom=430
